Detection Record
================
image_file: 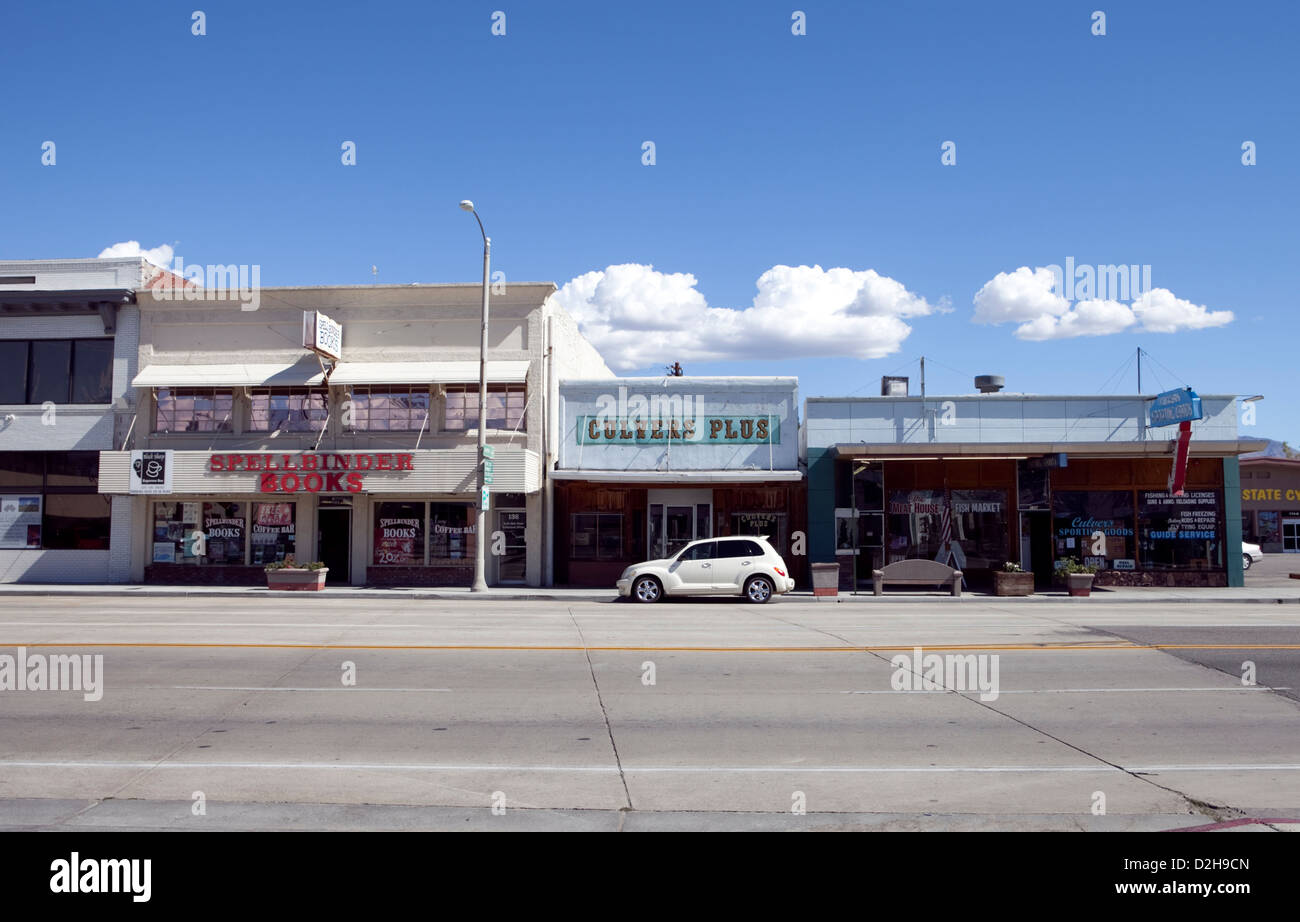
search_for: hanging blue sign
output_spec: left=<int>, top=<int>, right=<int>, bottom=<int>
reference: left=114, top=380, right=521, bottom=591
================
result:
left=1149, top=387, right=1202, bottom=427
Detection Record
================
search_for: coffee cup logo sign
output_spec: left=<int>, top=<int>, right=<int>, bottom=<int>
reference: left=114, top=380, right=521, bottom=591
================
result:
left=129, top=450, right=174, bottom=494
left=207, top=452, right=414, bottom=493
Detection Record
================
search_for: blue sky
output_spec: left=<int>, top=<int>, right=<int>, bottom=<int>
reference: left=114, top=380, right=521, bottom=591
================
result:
left=2, top=1, right=1295, bottom=438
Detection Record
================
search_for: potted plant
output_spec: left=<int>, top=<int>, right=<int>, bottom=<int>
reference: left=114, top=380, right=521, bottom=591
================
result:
left=264, top=556, right=329, bottom=591
left=1057, top=559, right=1099, bottom=597
left=993, top=561, right=1034, bottom=596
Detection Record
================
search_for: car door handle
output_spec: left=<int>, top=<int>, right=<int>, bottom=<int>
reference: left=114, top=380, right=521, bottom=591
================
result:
left=701, top=563, right=711, bottom=568
left=741, top=561, right=751, bottom=566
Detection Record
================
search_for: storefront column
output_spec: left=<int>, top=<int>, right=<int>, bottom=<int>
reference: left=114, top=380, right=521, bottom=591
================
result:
left=1225, top=456, right=1244, bottom=588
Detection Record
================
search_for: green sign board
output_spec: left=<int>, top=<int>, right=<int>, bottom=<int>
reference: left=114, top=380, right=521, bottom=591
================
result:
left=578, top=415, right=779, bottom=445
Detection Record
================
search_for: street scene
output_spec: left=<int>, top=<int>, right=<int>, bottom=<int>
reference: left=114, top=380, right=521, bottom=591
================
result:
left=1, top=2, right=1297, bottom=902
left=1, top=577, right=1297, bottom=832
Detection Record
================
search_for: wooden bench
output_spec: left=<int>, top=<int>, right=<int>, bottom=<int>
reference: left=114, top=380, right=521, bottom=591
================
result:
left=872, top=558, right=962, bottom=597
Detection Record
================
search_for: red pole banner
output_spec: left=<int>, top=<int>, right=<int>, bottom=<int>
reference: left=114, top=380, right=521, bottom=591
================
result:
left=1167, top=420, right=1192, bottom=496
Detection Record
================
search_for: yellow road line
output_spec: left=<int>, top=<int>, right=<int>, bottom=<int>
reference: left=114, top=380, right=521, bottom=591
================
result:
left=1, top=641, right=1298, bottom=653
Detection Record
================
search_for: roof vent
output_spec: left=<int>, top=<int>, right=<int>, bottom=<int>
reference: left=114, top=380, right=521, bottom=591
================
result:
left=974, top=375, right=1005, bottom=394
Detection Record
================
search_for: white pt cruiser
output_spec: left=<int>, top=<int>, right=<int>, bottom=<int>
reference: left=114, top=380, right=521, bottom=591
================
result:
left=616, top=536, right=796, bottom=604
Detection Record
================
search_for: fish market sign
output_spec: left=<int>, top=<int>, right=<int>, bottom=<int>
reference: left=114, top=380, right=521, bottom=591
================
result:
left=1149, top=387, right=1202, bottom=427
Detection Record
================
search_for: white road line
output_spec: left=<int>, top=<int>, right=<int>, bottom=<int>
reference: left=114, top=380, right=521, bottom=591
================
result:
left=155, top=686, right=452, bottom=692
left=841, top=687, right=1292, bottom=694
left=1, top=760, right=1299, bottom=774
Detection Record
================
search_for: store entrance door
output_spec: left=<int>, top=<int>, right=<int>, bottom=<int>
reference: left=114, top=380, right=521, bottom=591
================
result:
left=1284, top=518, right=1300, bottom=553
left=495, top=508, right=527, bottom=583
left=318, top=507, right=352, bottom=583
left=647, top=489, right=712, bottom=559
left=1020, top=511, right=1052, bottom=587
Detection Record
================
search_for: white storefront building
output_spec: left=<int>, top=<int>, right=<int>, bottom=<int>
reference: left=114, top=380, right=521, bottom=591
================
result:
left=96, top=282, right=610, bottom=586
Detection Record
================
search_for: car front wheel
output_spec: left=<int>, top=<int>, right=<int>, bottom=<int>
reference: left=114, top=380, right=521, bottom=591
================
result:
left=1243, top=554, right=1252, bottom=571
left=744, top=576, right=774, bottom=604
left=632, top=575, right=663, bottom=603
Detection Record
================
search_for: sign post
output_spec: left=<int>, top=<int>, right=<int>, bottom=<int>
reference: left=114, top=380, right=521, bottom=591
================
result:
left=1149, top=388, right=1202, bottom=497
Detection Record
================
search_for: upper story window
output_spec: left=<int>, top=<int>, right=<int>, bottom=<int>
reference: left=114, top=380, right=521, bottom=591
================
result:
left=345, top=385, right=430, bottom=432
left=154, top=387, right=234, bottom=433
left=0, top=339, right=113, bottom=405
left=444, top=384, right=526, bottom=432
left=249, top=387, right=328, bottom=432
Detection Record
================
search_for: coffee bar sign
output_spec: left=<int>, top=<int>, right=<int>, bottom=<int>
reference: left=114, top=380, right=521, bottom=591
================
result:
left=208, top=452, right=414, bottom=493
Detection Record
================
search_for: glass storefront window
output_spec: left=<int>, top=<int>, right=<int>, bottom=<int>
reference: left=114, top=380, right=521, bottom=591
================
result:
left=203, top=502, right=246, bottom=565
left=733, top=512, right=786, bottom=547
left=42, top=494, right=110, bottom=549
left=1257, top=511, right=1280, bottom=545
left=251, top=502, right=295, bottom=565
left=152, top=502, right=209, bottom=564
left=374, top=501, right=424, bottom=565
left=431, top=503, right=473, bottom=559
left=1052, top=490, right=1135, bottom=570
left=0, top=494, right=42, bottom=548
left=572, top=513, right=621, bottom=560
left=886, top=489, right=945, bottom=563
left=1138, top=491, right=1222, bottom=570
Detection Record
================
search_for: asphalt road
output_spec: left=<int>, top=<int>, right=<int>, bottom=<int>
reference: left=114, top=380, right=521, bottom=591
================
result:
left=0, top=594, right=1297, bottom=831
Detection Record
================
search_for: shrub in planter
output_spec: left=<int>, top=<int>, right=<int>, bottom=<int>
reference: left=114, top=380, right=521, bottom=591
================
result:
left=1056, top=560, right=1099, bottom=597
left=264, top=556, right=328, bottom=591
left=993, top=562, right=1034, bottom=597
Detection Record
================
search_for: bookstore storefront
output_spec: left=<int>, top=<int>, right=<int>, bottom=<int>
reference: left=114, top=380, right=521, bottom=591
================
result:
left=98, top=448, right=536, bottom=586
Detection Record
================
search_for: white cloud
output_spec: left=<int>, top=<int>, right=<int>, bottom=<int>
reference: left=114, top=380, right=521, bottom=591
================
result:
left=972, top=266, right=1066, bottom=325
left=550, top=263, right=942, bottom=371
left=973, top=266, right=1234, bottom=340
left=1131, top=287, right=1234, bottom=333
left=97, top=241, right=174, bottom=268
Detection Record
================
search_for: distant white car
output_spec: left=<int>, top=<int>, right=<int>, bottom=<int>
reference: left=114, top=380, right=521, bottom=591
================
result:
left=616, top=536, right=795, bottom=604
left=1242, top=542, right=1264, bottom=571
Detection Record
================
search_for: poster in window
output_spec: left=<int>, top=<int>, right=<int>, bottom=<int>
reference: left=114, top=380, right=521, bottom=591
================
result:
left=0, top=495, right=42, bottom=549
left=375, top=513, right=422, bottom=564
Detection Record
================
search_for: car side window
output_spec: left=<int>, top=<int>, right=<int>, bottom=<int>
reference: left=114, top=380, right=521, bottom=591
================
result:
left=717, top=540, right=751, bottom=558
left=679, top=542, right=716, bottom=561
left=742, top=540, right=765, bottom=557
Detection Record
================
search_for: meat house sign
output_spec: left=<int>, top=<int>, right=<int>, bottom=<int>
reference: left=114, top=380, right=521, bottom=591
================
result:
left=208, top=452, right=414, bottom=493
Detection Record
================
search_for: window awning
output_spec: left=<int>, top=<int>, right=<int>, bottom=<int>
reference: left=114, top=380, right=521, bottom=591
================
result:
left=327, top=361, right=530, bottom=386
left=549, top=470, right=803, bottom=483
left=131, top=359, right=532, bottom=388
left=132, top=360, right=325, bottom=388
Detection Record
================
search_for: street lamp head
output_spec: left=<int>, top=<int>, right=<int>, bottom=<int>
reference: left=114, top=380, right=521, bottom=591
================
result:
left=459, top=200, right=475, bottom=213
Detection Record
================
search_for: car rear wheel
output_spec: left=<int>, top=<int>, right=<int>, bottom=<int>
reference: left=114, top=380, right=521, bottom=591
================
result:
left=632, top=576, right=663, bottom=603
left=1242, top=553, right=1252, bottom=571
left=744, top=576, right=774, bottom=604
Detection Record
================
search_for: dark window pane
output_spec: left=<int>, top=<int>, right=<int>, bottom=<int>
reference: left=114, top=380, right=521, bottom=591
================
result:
left=0, top=452, right=44, bottom=490
left=27, top=340, right=70, bottom=404
left=43, top=493, right=111, bottom=549
left=71, top=340, right=113, bottom=404
left=0, top=342, right=27, bottom=403
left=431, top=503, right=471, bottom=559
left=44, top=452, right=99, bottom=489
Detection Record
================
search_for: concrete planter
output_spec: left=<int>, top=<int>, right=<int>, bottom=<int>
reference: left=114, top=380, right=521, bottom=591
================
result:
left=810, top=562, right=840, bottom=601
left=993, top=571, right=1034, bottom=597
left=265, top=568, right=328, bottom=591
left=1066, top=572, right=1095, bottom=597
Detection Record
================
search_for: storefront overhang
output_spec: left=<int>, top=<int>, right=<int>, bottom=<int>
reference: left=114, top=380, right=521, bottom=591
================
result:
left=97, top=448, right=541, bottom=495
left=830, top=440, right=1267, bottom=460
left=550, top=470, right=803, bottom=483
left=132, top=359, right=326, bottom=388
left=328, top=361, right=530, bottom=385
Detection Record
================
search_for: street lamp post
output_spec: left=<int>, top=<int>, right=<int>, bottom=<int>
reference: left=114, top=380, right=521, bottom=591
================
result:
left=460, top=200, right=491, bottom=592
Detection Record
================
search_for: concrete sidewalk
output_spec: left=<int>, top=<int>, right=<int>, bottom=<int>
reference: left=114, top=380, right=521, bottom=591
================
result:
left=0, top=583, right=1297, bottom=604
